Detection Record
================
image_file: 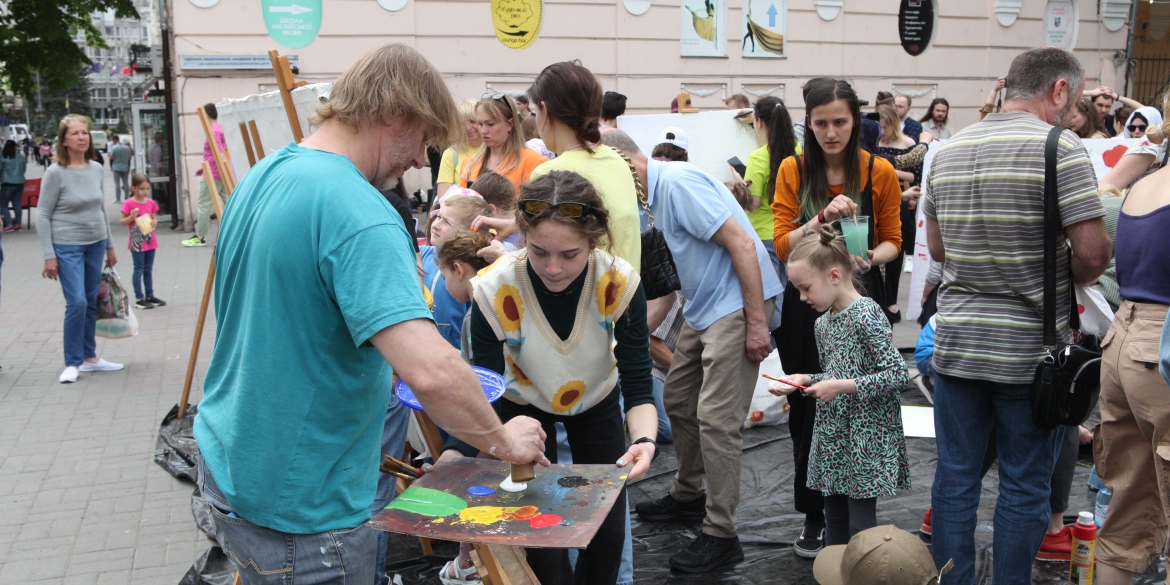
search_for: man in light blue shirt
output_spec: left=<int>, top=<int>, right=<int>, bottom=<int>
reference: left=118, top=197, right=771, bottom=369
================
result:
left=603, top=129, right=781, bottom=574
left=192, top=44, right=548, bottom=585
left=108, top=136, right=132, bottom=202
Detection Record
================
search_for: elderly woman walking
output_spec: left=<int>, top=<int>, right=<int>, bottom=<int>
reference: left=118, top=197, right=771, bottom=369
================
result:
left=38, top=115, right=123, bottom=383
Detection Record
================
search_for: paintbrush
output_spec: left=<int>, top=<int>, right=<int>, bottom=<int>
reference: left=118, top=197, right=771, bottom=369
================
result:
left=382, top=455, right=421, bottom=478
left=381, top=468, right=416, bottom=482
left=761, top=374, right=809, bottom=391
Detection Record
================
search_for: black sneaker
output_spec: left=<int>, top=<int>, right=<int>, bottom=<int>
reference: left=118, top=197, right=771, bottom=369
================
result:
left=793, top=516, right=825, bottom=559
left=668, top=533, right=743, bottom=573
left=135, top=298, right=155, bottom=310
left=635, top=493, right=707, bottom=522
left=145, top=296, right=166, bottom=307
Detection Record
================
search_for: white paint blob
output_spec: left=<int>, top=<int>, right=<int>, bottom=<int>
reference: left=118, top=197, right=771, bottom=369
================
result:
left=499, top=475, right=527, bottom=492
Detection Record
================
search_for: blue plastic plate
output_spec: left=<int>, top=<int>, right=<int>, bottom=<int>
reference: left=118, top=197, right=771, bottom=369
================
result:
left=394, top=366, right=506, bottom=412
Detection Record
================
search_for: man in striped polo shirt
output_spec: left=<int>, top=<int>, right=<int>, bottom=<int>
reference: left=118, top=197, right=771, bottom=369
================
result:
left=923, top=47, right=1112, bottom=585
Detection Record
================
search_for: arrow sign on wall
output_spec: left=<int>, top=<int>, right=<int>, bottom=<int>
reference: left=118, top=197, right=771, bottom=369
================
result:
left=268, top=4, right=312, bottom=14
left=767, top=4, right=777, bottom=26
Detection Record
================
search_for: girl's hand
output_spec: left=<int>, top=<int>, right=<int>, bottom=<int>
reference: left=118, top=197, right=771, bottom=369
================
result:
left=106, top=249, right=117, bottom=269
left=822, top=194, right=859, bottom=223
left=805, top=379, right=853, bottom=402
left=470, top=215, right=518, bottom=240
left=902, top=186, right=921, bottom=204
left=129, top=208, right=139, bottom=219
left=435, top=450, right=465, bottom=467
left=616, top=441, right=655, bottom=480
left=42, top=259, right=59, bottom=280
left=477, top=240, right=508, bottom=264
left=767, top=373, right=812, bottom=396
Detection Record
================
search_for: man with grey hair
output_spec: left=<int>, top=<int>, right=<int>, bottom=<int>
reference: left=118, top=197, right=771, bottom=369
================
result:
left=924, top=46, right=1112, bottom=584
left=603, top=128, right=782, bottom=574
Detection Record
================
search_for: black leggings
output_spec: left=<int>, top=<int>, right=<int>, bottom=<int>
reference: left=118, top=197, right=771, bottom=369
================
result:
left=824, top=495, right=877, bottom=546
left=774, top=282, right=825, bottom=518
left=497, top=388, right=627, bottom=585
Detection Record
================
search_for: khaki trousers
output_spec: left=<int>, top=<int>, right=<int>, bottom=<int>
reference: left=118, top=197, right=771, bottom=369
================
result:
left=665, top=300, right=775, bottom=538
left=1094, top=300, right=1170, bottom=572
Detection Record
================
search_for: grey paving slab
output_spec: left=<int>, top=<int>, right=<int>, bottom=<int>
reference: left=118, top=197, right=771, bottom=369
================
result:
left=1, top=163, right=216, bottom=585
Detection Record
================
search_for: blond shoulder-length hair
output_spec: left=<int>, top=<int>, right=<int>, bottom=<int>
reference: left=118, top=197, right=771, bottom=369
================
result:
left=54, top=115, right=96, bottom=166
left=456, top=98, right=483, bottom=151
left=877, top=105, right=903, bottom=143
left=462, top=95, right=526, bottom=182
left=310, top=43, right=461, bottom=150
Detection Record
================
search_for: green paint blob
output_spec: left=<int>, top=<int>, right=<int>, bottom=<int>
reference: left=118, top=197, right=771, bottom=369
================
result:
left=386, top=487, right=468, bottom=517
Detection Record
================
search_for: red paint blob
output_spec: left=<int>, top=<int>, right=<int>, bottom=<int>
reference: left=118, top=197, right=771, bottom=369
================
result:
left=529, top=514, right=563, bottom=529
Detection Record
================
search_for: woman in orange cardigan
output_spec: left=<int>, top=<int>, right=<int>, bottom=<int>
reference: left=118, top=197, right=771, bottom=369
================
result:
left=768, top=78, right=902, bottom=556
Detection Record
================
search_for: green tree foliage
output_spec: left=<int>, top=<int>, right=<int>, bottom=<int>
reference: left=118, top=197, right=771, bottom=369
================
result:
left=0, top=0, right=139, bottom=96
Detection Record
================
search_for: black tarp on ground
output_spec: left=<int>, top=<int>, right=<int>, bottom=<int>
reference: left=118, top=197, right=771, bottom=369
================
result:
left=382, top=382, right=1167, bottom=584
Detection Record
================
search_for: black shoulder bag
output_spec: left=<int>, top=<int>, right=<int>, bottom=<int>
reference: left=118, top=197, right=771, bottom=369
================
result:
left=620, top=152, right=680, bottom=300
left=1031, top=126, right=1103, bottom=431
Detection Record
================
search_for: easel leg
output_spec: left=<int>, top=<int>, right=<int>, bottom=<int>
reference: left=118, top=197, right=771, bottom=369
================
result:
left=178, top=249, right=215, bottom=419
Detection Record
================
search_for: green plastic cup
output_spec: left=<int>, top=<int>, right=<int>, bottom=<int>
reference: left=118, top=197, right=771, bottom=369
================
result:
left=840, top=216, right=870, bottom=261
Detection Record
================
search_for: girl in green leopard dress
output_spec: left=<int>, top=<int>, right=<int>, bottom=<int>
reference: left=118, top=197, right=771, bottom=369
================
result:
left=770, top=226, right=910, bottom=545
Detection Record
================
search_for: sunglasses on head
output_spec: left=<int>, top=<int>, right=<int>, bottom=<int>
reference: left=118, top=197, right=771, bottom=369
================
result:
left=1128, top=124, right=1148, bottom=133
left=481, top=92, right=506, bottom=100
left=519, top=200, right=592, bottom=219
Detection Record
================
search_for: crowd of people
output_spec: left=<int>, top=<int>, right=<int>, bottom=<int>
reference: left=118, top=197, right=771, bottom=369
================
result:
left=13, top=38, right=1170, bottom=585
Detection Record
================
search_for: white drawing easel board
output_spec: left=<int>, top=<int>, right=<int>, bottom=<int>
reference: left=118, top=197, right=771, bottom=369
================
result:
left=616, top=109, right=762, bottom=182
left=215, top=82, right=332, bottom=180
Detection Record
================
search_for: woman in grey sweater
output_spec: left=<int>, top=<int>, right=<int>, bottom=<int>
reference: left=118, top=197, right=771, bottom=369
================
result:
left=38, top=115, right=123, bottom=383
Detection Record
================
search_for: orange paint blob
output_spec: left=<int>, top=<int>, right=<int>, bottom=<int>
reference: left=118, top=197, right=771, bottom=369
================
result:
left=511, top=505, right=540, bottom=520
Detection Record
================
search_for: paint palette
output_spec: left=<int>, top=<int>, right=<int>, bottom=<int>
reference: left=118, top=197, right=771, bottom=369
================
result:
left=394, top=366, right=506, bottom=411
left=367, top=458, right=628, bottom=548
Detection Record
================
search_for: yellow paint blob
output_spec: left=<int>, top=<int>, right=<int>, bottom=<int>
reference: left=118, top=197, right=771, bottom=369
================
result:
left=432, top=518, right=445, bottom=524
left=458, top=506, right=522, bottom=525
left=619, top=475, right=628, bottom=480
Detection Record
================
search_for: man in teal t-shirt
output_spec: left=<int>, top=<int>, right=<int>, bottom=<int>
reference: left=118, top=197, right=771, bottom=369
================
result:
left=192, top=44, right=548, bottom=585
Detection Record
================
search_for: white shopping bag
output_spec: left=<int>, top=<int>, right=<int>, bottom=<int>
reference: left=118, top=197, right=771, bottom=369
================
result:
left=1075, top=286, right=1114, bottom=339
left=745, top=349, right=790, bottom=429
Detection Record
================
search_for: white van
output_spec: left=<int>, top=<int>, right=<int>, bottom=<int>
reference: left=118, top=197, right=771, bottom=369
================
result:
left=5, top=124, right=30, bottom=144
left=90, top=130, right=109, bottom=153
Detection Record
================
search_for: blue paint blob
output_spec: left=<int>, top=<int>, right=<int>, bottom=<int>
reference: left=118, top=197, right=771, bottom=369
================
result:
left=467, top=485, right=496, bottom=496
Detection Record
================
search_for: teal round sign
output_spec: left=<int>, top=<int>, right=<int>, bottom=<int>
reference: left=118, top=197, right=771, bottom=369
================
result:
left=262, top=0, right=321, bottom=49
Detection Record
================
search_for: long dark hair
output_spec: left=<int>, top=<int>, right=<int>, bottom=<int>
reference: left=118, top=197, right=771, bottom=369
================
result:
left=798, top=79, right=862, bottom=222
left=918, top=97, right=949, bottom=125
left=527, top=61, right=603, bottom=154
left=753, top=96, right=797, bottom=204
left=1, top=140, right=15, bottom=159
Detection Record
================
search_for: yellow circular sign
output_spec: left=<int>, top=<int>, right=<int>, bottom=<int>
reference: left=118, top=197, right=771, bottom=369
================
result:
left=491, top=0, right=542, bottom=49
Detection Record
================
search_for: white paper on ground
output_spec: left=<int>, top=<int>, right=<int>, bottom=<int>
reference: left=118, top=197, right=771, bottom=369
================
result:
left=901, top=405, right=935, bottom=438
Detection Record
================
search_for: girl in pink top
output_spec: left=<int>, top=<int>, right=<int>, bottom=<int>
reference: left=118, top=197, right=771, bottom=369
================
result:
left=120, top=174, right=166, bottom=309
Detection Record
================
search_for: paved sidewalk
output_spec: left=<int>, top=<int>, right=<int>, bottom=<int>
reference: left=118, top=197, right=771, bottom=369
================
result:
left=0, top=162, right=216, bottom=585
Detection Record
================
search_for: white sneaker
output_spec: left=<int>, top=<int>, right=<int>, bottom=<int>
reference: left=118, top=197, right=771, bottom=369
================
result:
left=59, top=366, right=79, bottom=383
left=78, top=358, right=124, bottom=372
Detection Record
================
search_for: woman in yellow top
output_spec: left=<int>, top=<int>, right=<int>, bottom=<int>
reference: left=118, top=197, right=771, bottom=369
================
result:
left=743, top=95, right=799, bottom=284
left=526, top=61, right=642, bottom=270
left=459, top=93, right=546, bottom=189
left=435, top=99, right=482, bottom=198
left=768, top=78, right=903, bottom=556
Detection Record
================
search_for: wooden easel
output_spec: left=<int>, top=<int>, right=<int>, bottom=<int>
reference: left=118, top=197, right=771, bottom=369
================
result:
left=410, top=412, right=540, bottom=585
left=268, top=49, right=307, bottom=144
left=176, top=106, right=235, bottom=419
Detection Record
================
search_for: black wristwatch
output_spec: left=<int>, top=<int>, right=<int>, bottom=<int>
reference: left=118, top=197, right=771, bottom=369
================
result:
left=632, top=436, right=658, bottom=461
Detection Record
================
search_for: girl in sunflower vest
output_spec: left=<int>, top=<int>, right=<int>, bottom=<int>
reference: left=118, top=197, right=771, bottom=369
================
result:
left=440, top=170, right=657, bottom=585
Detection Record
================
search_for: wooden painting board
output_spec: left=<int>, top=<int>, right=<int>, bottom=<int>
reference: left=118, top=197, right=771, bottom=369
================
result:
left=369, top=458, right=627, bottom=548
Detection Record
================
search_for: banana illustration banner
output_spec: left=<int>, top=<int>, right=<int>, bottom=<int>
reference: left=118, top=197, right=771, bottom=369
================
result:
left=680, top=0, right=727, bottom=57
left=491, top=0, right=543, bottom=49
left=742, top=0, right=786, bottom=58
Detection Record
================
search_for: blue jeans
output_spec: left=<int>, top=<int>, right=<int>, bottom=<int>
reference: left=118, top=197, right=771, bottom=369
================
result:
left=199, top=459, right=378, bottom=585
left=1, top=183, right=23, bottom=227
left=930, top=373, right=1065, bottom=585
left=369, top=394, right=412, bottom=582
left=131, top=249, right=155, bottom=300
left=650, top=377, right=674, bottom=442
left=55, top=242, right=106, bottom=367
left=113, top=170, right=130, bottom=201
